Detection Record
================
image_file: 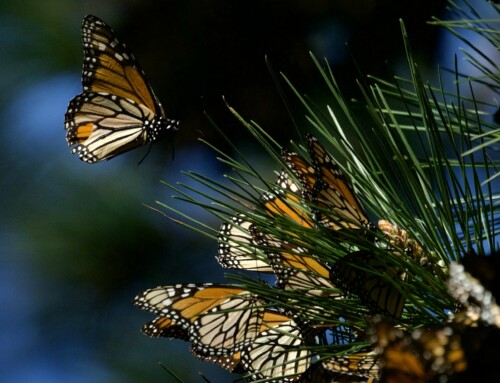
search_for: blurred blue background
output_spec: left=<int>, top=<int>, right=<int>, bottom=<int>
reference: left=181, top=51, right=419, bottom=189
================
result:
left=0, top=1, right=497, bottom=382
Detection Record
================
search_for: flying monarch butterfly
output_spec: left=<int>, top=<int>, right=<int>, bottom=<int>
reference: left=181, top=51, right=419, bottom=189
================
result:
left=282, top=134, right=372, bottom=233
left=134, top=283, right=290, bottom=356
left=65, top=15, right=179, bottom=163
left=216, top=214, right=274, bottom=273
left=330, top=250, right=406, bottom=319
left=240, top=320, right=311, bottom=382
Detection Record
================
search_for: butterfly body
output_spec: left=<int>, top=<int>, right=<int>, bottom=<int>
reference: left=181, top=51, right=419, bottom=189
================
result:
left=65, top=15, right=179, bottom=163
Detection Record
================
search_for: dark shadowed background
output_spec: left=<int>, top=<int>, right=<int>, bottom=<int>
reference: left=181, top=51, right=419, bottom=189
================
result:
left=1, top=0, right=495, bottom=382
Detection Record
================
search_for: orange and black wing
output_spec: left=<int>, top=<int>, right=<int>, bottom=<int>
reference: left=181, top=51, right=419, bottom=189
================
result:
left=241, top=320, right=311, bottom=382
left=134, top=283, right=267, bottom=355
left=281, top=148, right=316, bottom=199
left=80, top=15, right=161, bottom=112
left=263, top=170, right=316, bottom=230
left=321, top=350, right=380, bottom=380
left=371, top=319, right=468, bottom=383
left=330, top=251, right=406, bottom=319
left=306, top=134, right=371, bottom=231
left=141, top=316, right=189, bottom=340
left=259, top=171, right=337, bottom=297
left=252, top=227, right=338, bottom=299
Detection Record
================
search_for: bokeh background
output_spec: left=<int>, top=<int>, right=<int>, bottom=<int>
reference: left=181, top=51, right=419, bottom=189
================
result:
left=1, top=1, right=497, bottom=382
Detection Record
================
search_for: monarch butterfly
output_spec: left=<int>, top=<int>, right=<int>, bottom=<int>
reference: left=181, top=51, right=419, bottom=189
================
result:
left=320, top=350, right=380, bottom=380
left=194, top=309, right=295, bottom=373
left=252, top=227, right=338, bottom=300
left=65, top=15, right=179, bottom=163
left=137, top=284, right=293, bottom=373
left=134, top=283, right=286, bottom=356
left=258, top=171, right=339, bottom=299
left=282, top=135, right=371, bottom=233
left=141, top=316, right=189, bottom=340
left=216, top=170, right=316, bottom=275
left=307, top=134, right=372, bottom=232
left=216, top=214, right=274, bottom=272
left=263, top=169, right=316, bottom=230
left=330, top=250, right=406, bottom=319
left=241, top=320, right=311, bottom=382
left=280, top=147, right=316, bottom=201
left=146, top=317, right=298, bottom=375
left=301, top=362, right=378, bottom=383
left=370, top=318, right=468, bottom=383
left=140, top=310, right=243, bottom=373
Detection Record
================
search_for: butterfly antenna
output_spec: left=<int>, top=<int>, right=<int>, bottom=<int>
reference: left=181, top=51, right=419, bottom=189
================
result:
left=170, top=135, right=176, bottom=162
left=137, top=142, right=153, bottom=166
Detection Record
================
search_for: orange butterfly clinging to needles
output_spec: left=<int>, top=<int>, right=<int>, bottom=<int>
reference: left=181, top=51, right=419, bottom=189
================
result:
left=65, top=15, right=179, bottom=163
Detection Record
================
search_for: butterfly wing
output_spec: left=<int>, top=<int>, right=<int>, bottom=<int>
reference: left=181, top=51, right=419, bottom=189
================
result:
left=141, top=316, right=189, bottom=340
left=65, top=92, right=154, bottom=162
left=241, top=321, right=311, bottom=382
left=217, top=214, right=273, bottom=272
left=134, top=283, right=250, bottom=328
left=253, top=228, right=337, bottom=299
left=263, top=170, right=316, bottom=230
left=321, top=350, right=380, bottom=380
left=65, top=15, right=178, bottom=163
left=371, top=319, right=469, bottom=383
left=188, top=291, right=266, bottom=355
left=80, top=16, right=163, bottom=111
left=134, top=283, right=271, bottom=355
left=305, top=134, right=371, bottom=231
left=330, top=251, right=406, bottom=319
left=281, top=148, right=316, bottom=199
left=192, top=348, right=243, bottom=373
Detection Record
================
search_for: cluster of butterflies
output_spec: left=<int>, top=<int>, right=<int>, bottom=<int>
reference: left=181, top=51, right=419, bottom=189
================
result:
left=372, top=254, right=500, bottom=383
left=133, top=134, right=389, bottom=382
left=132, top=133, right=498, bottom=382
left=66, top=15, right=499, bottom=383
